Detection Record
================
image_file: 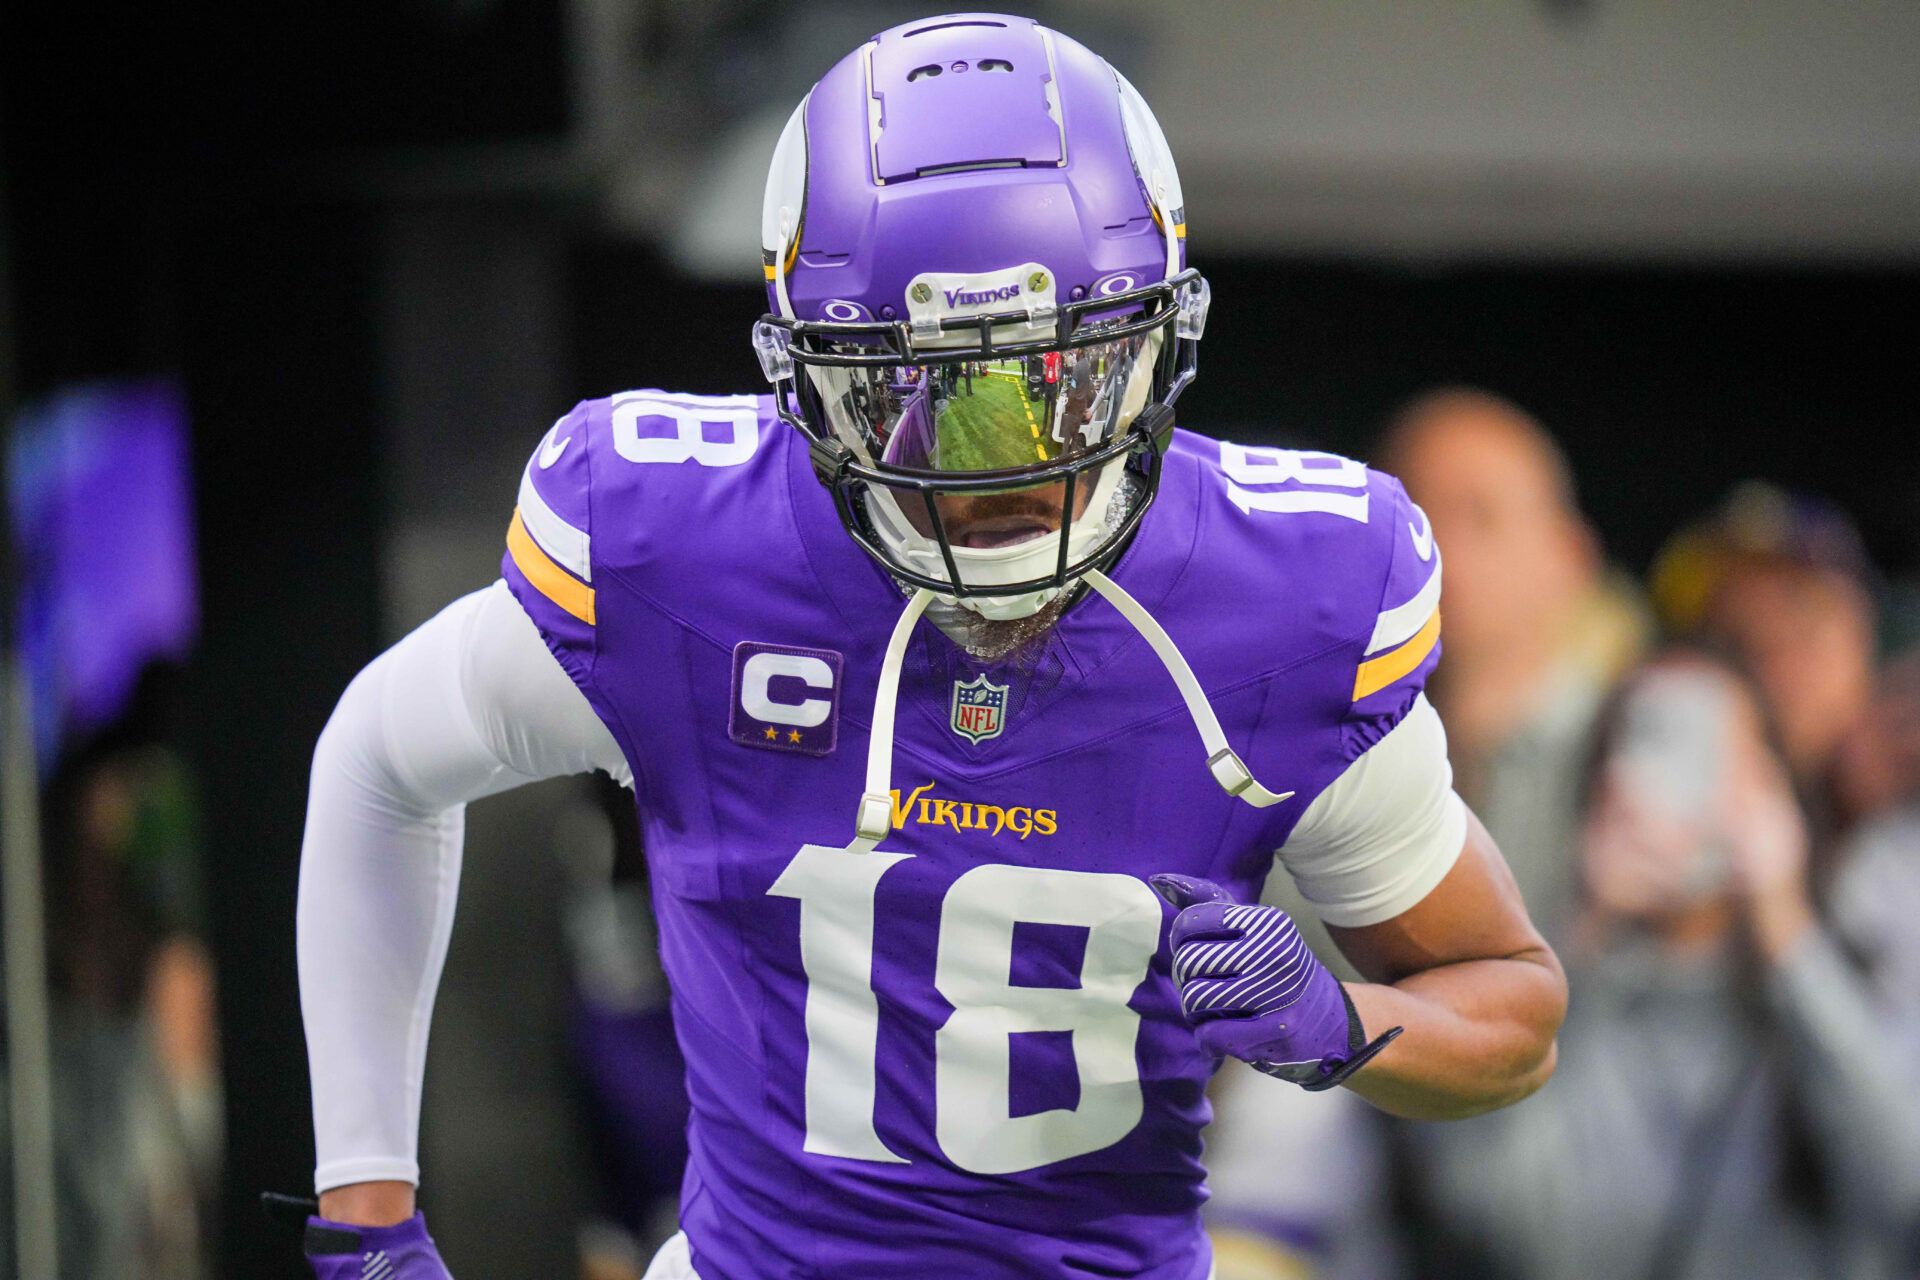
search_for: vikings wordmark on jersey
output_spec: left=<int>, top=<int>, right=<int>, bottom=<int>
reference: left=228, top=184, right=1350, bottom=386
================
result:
left=888, top=779, right=1058, bottom=840
left=500, top=391, right=1441, bottom=1280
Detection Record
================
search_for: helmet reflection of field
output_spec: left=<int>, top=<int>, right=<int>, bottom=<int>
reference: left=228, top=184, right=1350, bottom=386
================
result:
left=933, top=367, right=1053, bottom=470
left=924, top=363, right=1108, bottom=472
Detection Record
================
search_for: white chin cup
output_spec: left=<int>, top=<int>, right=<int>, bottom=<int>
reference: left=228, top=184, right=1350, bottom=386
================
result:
left=865, top=461, right=1124, bottom=621
left=953, top=583, right=1062, bottom=622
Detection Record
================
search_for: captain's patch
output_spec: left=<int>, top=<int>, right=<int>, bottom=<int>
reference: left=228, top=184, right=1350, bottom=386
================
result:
left=730, top=642, right=843, bottom=756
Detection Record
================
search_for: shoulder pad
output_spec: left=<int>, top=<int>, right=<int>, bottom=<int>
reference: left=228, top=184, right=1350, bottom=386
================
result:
left=1176, top=432, right=1442, bottom=708
left=508, top=401, right=597, bottom=626
left=503, top=390, right=781, bottom=635
left=1353, top=470, right=1441, bottom=707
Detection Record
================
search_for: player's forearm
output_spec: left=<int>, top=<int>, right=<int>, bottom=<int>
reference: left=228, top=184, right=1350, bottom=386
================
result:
left=1339, top=946, right=1566, bottom=1120
left=299, top=587, right=620, bottom=1219
left=299, top=675, right=470, bottom=1195
left=299, top=597, right=508, bottom=1199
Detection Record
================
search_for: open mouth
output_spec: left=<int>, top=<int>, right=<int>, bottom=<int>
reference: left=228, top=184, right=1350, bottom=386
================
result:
left=950, top=516, right=1056, bottom=549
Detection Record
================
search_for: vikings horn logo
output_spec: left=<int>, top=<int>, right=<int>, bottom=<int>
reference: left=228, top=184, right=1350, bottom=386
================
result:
left=949, top=674, right=1008, bottom=744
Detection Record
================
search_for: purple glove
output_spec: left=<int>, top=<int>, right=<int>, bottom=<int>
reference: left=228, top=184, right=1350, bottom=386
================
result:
left=1150, top=874, right=1401, bottom=1090
left=303, top=1212, right=452, bottom=1280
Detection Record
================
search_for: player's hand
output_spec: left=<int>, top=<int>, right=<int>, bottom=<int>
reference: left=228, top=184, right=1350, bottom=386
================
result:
left=262, top=1193, right=455, bottom=1279
left=302, top=1211, right=453, bottom=1279
left=1149, top=874, right=1400, bottom=1091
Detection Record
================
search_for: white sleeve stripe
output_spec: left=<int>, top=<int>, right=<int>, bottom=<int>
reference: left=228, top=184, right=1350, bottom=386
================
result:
left=1366, top=553, right=1442, bottom=655
left=518, top=464, right=591, bottom=583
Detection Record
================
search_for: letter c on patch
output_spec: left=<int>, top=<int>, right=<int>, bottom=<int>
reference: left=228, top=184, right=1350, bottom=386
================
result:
left=741, top=652, right=834, bottom=727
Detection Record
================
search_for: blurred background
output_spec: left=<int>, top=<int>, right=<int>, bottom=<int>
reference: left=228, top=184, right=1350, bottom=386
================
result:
left=3, top=1, right=1919, bottom=1277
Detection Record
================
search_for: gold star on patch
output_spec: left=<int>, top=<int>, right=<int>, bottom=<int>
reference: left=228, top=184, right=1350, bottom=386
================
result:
left=763, top=726, right=778, bottom=740
left=788, top=729, right=803, bottom=744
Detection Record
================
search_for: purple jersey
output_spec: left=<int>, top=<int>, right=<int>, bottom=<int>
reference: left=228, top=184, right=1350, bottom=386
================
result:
left=501, top=390, right=1441, bottom=1280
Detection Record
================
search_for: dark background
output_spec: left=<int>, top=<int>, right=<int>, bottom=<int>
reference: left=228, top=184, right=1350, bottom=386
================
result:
left=5, top=4, right=1916, bottom=1275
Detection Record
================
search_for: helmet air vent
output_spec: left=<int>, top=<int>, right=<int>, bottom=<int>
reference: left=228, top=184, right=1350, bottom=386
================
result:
left=909, top=58, right=1013, bottom=81
left=915, top=159, right=1024, bottom=178
left=904, top=19, right=1008, bottom=37
left=869, top=16, right=1062, bottom=181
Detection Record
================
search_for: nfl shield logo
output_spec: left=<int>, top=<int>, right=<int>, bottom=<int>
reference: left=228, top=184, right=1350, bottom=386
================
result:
left=950, top=674, right=1009, bottom=744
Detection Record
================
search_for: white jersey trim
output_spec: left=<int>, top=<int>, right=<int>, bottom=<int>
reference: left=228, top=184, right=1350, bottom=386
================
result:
left=1366, top=553, right=1442, bottom=656
left=519, top=459, right=592, bottom=583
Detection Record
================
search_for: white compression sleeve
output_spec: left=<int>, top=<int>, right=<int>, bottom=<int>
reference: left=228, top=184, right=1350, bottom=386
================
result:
left=1276, top=694, right=1468, bottom=929
left=298, top=580, right=623, bottom=1191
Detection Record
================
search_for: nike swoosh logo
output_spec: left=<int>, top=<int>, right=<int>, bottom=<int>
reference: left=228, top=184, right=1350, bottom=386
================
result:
left=1408, top=505, right=1434, bottom=562
left=539, top=426, right=572, bottom=469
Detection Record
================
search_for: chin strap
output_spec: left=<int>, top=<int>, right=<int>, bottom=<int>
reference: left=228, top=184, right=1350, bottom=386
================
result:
left=851, top=587, right=937, bottom=852
left=846, top=575, right=1289, bottom=853
left=1082, top=570, right=1291, bottom=808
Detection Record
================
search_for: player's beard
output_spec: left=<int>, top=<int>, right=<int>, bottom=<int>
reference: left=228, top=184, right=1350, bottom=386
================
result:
left=946, top=587, right=1077, bottom=662
left=866, top=471, right=1143, bottom=661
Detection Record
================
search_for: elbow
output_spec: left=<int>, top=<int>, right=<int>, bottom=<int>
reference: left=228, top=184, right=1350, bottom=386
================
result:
left=312, top=664, right=381, bottom=775
left=1468, top=951, right=1568, bottom=1117
left=1408, top=1039, right=1558, bottom=1121
left=305, top=662, right=432, bottom=823
left=1409, top=1037, right=1560, bottom=1122
left=1502, top=1035, right=1559, bottom=1107
left=1421, top=950, right=1569, bottom=1122
left=1486, top=945, right=1568, bottom=1111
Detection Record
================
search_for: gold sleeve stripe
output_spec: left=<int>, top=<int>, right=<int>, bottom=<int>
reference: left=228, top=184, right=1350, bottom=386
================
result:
left=1352, top=608, right=1439, bottom=701
left=507, top=508, right=596, bottom=625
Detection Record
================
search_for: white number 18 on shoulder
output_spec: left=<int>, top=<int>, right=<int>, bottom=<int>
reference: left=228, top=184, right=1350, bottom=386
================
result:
left=1220, top=442, right=1370, bottom=522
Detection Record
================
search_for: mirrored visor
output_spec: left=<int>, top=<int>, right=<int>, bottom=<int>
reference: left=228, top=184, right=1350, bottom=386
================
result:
left=803, top=330, right=1163, bottom=475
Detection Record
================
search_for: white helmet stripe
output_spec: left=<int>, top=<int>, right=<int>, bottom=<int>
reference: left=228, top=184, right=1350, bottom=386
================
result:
left=1111, top=68, right=1186, bottom=280
left=761, top=93, right=811, bottom=320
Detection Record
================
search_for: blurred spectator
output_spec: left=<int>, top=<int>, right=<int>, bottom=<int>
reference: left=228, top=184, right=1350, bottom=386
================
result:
left=2, top=683, right=220, bottom=1280
left=1651, top=481, right=1879, bottom=838
left=1823, top=639, right=1920, bottom=1273
left=1377, top=389, right=1648, bottom=941
left=1410, top=652, right=1920, bottom=1280
left=1834, top=645, right=1920, bottom=826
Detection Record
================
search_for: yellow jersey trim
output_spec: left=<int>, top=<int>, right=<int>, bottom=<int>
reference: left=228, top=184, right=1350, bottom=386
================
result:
left=1352, top=608, right=1439, bottom=701
left=508, top=508, right=596, bottom=625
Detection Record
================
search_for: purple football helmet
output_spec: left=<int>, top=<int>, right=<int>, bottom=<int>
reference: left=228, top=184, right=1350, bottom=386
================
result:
left=754, top=12, right=1209, bottom=619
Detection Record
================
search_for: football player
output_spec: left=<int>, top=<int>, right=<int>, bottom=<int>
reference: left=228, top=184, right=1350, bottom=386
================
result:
left=295, top=14, right=1567, bottom=1278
